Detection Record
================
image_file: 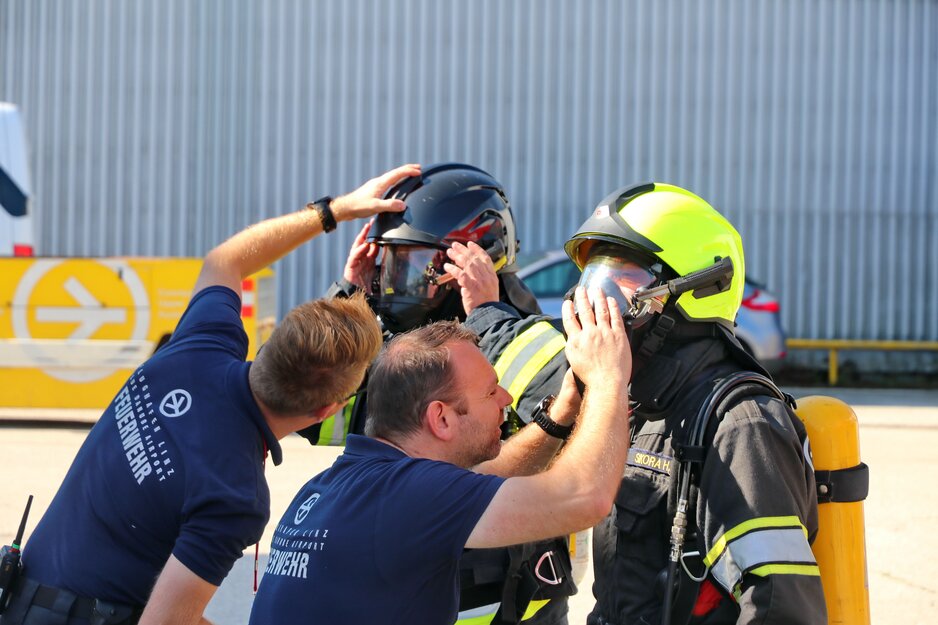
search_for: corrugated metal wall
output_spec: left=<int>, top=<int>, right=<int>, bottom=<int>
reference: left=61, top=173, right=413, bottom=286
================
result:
left=2, top=0, right=936, bottom=371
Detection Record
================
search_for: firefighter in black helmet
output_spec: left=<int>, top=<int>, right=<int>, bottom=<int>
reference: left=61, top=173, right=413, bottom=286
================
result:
left=298, top=163, right=578, bottom=625
left=364, top=162, right=538, bottom=333
left=565, top=182, right=826, bottom=625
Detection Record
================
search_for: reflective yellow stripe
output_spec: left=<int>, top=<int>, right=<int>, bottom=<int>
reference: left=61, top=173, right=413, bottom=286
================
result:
left=316, top=398, right=355, bottom=446
left=749, top=563, right=821, bottom=578
left=494, top=323, right=554, bottom=379
left=703, top=516, right=808, bottom=566
left=506, top=335, right=565, bottom=408
left=317, top=415, right=336, bottom=446
left=493, top=322, right=565, bottom=409
left=732, top=563, right=822, bottom=600
left=521, top=599, right=549, bottom=620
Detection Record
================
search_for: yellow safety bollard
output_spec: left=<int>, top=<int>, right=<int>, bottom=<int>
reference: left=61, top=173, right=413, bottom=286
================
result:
left=795, top=396, right=871, bottom=625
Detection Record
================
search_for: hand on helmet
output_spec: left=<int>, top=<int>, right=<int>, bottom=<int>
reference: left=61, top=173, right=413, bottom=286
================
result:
left=562, top=286, right=632, bottom=390
left=329, top=163, right=421, bottom=222
left=443, top=241, right=500, bottom=314
left=343, top=219, right=379, bottom=289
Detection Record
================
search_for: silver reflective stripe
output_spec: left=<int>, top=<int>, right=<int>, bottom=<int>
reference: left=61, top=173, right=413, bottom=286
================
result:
left=329, top=407, right=346, bottom=446
left=456, top=602, right=500, bottom=619
left=709, top=527, right=817, bottom=593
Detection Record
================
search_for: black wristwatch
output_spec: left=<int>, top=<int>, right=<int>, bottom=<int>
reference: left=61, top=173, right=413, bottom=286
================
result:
left=307, top=196, right=337, bottom=233
left=531, top=394, right=573, bottom=441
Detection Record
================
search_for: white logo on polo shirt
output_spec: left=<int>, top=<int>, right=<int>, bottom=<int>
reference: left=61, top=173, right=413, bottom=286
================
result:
left=295, top=493, right=321, bottom=524
left=159, top=389, right=192, bottom=418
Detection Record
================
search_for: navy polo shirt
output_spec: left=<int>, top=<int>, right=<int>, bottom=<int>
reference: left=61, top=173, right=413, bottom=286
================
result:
left=249, top=435, right=505, bottom=625
left=23, top=286, right=281, bottom=605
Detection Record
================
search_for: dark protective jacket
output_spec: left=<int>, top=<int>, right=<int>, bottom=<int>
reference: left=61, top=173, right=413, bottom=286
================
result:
left=587, top=330, right=827, bottom=625
left=302, top=280, right=565, bottom=444
left=302, top=282, right=574, bottom=625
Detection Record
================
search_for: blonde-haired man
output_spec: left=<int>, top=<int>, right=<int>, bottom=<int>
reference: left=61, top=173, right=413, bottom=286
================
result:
left=3, top=165, right=420, bottom=625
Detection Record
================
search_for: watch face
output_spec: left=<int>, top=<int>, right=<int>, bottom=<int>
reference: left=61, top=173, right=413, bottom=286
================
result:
left=538, top=394, right=556, bottom=412
left=533, top=394, right=570, bottom=440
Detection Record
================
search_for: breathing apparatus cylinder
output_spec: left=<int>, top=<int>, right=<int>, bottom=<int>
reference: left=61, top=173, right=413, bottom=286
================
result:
left=794, top=396, right=871, bottom=625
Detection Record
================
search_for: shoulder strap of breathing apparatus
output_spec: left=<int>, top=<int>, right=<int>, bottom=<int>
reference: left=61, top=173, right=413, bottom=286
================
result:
left=661, top=371, right=792, bottom=625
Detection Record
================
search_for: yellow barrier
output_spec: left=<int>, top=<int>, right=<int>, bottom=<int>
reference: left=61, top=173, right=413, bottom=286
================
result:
left=786, top=338, right=938, bottom=385
left=0, top=258, right=275, bottom=409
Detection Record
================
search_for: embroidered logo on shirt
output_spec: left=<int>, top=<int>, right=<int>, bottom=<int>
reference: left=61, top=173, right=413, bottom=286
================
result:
left=295, top=493, right=321, bottom=524
left=159, top=389, right=192, bottom=418
left=113, top=368, right=176, bottom=484
left=627, top=447, right=673, bottom=476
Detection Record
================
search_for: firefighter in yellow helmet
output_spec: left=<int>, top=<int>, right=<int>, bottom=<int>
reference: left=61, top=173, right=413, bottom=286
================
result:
left=564, top=183, right=827, bottom=624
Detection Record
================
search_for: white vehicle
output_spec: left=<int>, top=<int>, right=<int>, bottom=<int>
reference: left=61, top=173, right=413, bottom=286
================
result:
left=0, top=102, right=35, bottom=256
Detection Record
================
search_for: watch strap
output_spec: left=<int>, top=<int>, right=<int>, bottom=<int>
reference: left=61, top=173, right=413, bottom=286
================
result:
left=307, top=196, right=337, bottom=233
left=531, top=394, right=573, bottom=440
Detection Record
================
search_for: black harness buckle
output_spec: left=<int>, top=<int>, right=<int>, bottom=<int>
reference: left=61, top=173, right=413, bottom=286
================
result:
left=673, top=443, right=707, bottom=465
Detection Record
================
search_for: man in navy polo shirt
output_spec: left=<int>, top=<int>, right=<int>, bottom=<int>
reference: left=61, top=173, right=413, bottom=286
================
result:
left=2, top=165, right=421, bottom=625
left=249, top=286, right=634, bottom=625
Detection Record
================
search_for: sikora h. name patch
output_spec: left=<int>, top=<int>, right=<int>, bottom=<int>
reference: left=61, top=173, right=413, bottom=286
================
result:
left=627, top=447, right=674, bottom=475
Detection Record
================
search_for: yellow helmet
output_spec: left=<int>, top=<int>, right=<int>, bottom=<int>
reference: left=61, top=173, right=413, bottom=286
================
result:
left=564, top=182, right=745, bottom=330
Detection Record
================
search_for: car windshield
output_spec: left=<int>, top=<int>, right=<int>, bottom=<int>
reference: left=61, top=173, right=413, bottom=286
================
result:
left=518, top=253, right=580, bottom=298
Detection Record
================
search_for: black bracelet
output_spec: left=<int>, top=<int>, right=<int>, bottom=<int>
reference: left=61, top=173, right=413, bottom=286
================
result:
left=307, top=196, right=337, bottom=233
left=531, top=394, right=573, bottom=441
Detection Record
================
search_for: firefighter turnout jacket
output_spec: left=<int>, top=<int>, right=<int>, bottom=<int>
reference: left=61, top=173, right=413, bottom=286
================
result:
left=587, top=334, right=827, bottom=625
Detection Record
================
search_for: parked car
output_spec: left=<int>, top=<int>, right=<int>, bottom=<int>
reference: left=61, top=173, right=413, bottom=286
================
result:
left=515, top=250, right=786, bottom=371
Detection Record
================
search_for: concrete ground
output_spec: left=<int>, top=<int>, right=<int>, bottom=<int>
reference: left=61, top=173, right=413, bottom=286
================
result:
left=1, top=386, right=936, bottom=624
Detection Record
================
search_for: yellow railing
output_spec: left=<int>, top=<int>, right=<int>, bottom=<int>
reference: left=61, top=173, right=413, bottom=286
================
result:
left=786, top=339, right=938, bottom=385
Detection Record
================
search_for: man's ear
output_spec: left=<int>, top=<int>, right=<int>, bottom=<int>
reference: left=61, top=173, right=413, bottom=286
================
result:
left=308, top=401, right=343, bottom=425
left=425, top=400, right=456, bottom=441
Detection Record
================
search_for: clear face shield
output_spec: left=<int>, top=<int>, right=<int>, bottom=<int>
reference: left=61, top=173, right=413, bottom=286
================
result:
left=575, top=244, right=666, bottom=331
left=371, top=244, right=455, bottom=332
left=376, top=245, right=452, bottom=299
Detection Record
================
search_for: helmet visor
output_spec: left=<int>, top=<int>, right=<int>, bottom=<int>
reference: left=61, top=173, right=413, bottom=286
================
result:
left=577, top=248, right=658, bottom=315
left=378, top=245, right=452, bottom=300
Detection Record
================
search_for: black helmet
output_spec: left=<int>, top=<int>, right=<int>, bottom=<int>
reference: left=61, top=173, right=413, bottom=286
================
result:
left=367, top=163, right=521, bottom=332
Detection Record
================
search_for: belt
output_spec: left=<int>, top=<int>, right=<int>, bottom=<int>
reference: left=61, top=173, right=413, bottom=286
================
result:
left=27, top=583, right=141, bottom=624
left=32, top=584, right=95, bottom=618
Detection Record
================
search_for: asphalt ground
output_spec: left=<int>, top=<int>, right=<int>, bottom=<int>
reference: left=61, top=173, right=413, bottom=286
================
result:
left=1, top=386, right=936, bottom=624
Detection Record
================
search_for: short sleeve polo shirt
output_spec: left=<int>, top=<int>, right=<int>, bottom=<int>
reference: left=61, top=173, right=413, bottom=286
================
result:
left=249, top=435, right=505, bottom=625
left=23, top=287, right=280, bottom=605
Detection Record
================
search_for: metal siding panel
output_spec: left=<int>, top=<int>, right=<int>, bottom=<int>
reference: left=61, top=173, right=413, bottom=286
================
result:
left=925, top=0, right=935, bottom=349
left=1, top=0, right=935, bottom=371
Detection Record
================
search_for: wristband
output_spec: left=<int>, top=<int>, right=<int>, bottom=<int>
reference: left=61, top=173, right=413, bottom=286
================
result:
left=307, top=196, right=337, bottom=233
left=531, top=394, right=573, bottom=441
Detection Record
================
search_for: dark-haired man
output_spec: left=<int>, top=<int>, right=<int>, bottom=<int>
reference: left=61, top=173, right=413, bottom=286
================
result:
left=250, top=287, right=633, bottom=625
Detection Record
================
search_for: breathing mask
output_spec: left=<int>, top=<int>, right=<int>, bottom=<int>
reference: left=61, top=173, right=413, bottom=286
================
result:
left=573, top=243, right=668, bottom=332
left=571, top=242, right=736, bottom=338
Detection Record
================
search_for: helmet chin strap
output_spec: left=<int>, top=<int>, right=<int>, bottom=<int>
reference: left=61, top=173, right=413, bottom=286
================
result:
left=635, top=310, right=678, bottom=361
